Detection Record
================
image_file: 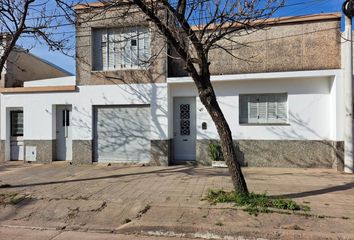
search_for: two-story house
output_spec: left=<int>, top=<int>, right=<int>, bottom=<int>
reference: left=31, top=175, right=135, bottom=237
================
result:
left=0, top=2, right=350, bottom=172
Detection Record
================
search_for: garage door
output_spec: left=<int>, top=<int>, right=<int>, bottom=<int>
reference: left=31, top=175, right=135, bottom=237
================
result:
left=94, top=105, right=150, bottom=163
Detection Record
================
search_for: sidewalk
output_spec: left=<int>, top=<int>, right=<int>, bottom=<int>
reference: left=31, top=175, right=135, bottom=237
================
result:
left=0, top=162, right=354, bottom=239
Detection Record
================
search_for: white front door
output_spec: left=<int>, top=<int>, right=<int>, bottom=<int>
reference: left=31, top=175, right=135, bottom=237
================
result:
left=56, top=105, right=72, bottom=161
left=9, top=110, right=24, bottom=160
left=173, top=97, right=196, bottom=161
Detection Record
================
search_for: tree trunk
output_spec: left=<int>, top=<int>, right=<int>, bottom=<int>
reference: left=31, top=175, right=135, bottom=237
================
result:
left=197, top=76, right=248, bottom=195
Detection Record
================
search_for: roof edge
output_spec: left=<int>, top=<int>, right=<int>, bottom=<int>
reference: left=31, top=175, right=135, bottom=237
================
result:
left=191, top=12, right=342, bottom=31
left=14, top=48, right=74, bottom=76
left=74, top=1, right=342, bottom=25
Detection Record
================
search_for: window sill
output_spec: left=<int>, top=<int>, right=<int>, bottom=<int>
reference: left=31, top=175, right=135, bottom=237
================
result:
left=239, top=123, right=290, bottom=126
left=91, top=68, right=147, bottom=73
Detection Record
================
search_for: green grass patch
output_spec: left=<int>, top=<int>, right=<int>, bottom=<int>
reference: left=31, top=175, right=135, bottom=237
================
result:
left=0, top=193, right=31, bottom=205
left=204, top=189, right=310, bottom=216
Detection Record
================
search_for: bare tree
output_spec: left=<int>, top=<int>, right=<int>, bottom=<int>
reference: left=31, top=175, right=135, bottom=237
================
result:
left=90, top=0, right=285, bottom=194
left=0, top=0, right=79, bottom=79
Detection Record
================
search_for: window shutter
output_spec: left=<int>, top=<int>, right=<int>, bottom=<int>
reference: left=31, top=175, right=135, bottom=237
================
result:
left=114, top=30, right=121, bottom=70
left=144, top=29, right=150, bottom=62
left=248, top=95, right=258, bottom=123
left=258, top=95, right=267, bottom=123
left=139, top=27, right=150, bottom=67
left=108, top=29, right=116, bottom=70
left=130, top=27, right=139, bottom=68
left=101, top=29, right=108, bottom=71
left=277, top=94, right=287, bottom=123
left=93, top=27, right=150, bottom=70
left=122, top=28, right=131, bottom=68
left=92, top=29, right=103, bottom=70
left=267, top=95, right=277, bottom=122
left=238, top=93, right=288, bottom=124
left=239, top=95, right=249, bottom=123
left=117, top=30, right=124, bottom=69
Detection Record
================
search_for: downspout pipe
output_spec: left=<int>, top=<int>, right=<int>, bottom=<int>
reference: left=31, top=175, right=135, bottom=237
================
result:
left=343, top=1, right=354, bottom=173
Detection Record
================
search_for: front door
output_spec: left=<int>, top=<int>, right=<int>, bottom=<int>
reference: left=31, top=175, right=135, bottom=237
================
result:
left=173, top=97, right=196, bottom=162
left=56, top=105, right=72, bottom=161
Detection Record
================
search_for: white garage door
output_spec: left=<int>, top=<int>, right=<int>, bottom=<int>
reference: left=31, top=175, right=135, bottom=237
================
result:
left=94, top=106, right=150, bottom=163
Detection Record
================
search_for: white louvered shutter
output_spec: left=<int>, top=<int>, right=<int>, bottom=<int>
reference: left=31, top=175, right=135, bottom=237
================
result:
left=139, top=27, right=150, bottom=67
left=277, top=94, right=287, bottom=123
left=117, top=30, right=125, bottom=69
left=130, top=27, right=139, bottom=68
left=143, top=29, right=150, bottom=63
left=108, top=29, right=116, bottom=70
left=258, top=95, right=267, bottom=123
left=267, top=95, right=277, bottom=123
left=114, top=29, right=121, bottom=70
left=101, top=29, right=108, bottom=71
left=122, top=28, right=131, bottom=68
left=248, top=95, right=258, bottom=124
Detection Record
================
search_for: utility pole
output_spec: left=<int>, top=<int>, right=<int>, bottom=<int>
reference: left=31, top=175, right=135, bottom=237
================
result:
left=343, top=0, right=354, bottom=173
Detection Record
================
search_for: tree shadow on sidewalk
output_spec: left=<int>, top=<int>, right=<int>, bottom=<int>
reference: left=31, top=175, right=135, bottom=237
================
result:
left=272, top=181, right=354, bottom=199
left=0, top=166, right=230, bottom=189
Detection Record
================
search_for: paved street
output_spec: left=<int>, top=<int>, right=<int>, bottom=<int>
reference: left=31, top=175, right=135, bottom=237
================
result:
left=0, top=162, right=354, bottom=239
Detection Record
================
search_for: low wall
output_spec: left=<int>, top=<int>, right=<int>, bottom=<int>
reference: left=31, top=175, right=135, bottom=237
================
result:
left=196, top=140, right=344, bottom=170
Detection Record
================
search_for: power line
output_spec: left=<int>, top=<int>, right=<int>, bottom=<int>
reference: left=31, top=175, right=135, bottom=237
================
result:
left=3, top=0, right=336, bottom=31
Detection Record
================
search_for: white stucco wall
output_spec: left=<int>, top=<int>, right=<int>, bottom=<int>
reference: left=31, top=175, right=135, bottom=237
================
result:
left=1, top=83, right=168, bottom=141
left=169, top=70, right=343, bottom=141
left=23, top=76, right=76, bottom=87
left=0, top=70, right=343, bottom=147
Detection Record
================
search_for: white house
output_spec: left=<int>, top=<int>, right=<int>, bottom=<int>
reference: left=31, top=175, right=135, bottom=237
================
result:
left=0, top=42, right=73, bottom=161
left=0, top=4, right=352, bottom=173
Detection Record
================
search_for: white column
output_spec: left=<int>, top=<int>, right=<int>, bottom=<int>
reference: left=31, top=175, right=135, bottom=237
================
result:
left=344, top=14, right=354, bottom=173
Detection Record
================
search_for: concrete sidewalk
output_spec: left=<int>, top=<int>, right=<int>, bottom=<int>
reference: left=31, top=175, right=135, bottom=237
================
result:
left=0, top=162, right=354, bottom=239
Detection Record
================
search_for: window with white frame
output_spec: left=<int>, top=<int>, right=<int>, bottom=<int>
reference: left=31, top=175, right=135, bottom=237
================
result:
left=239, top=93, right=288, bottom=124
left=92, top=26, right=150, bottom=71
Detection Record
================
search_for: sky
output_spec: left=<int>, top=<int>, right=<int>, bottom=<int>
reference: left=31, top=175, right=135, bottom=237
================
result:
left=28, top=0, right=343, bottom=75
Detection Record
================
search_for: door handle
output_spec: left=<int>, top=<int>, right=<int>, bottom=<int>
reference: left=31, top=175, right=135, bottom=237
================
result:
left=183, top=139, right=188, bottom=141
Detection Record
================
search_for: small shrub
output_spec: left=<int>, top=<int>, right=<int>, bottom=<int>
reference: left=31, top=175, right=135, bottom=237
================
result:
left=302, top=205, right=311, bottom=212
left=9, top=195, right=28, bottom=205
left=204, top=189, right=310, bottom=215
left=208, top=143, right=224, bottom=161
left=272, top=199, right=300, bottom=211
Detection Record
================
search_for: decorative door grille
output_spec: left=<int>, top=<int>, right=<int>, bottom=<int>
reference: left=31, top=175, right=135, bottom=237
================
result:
left=180, top=104, right=190, bottom=135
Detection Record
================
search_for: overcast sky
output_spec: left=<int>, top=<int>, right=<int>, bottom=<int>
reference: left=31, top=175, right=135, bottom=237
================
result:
left=28, top=0, right=343, bottom=75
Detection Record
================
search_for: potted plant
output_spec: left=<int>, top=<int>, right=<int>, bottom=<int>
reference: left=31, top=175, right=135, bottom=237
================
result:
left=208, top=142, right=227, bottom=168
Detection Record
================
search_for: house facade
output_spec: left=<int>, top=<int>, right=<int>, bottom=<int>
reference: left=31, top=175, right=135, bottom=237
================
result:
left=0, top=3, right=350, bottom=171
left=0, top=39, right=72, bottom=162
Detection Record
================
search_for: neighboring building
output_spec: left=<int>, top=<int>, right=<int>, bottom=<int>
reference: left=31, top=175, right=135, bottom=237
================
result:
left=0, top=3, right=349, bottom=171
left=0, top=39, right=73, bottom=161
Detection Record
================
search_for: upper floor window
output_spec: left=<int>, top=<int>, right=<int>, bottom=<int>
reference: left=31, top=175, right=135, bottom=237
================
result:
left=239, top=93, right=288, bottom=124
left=92, top=26, right=150, bottom=71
